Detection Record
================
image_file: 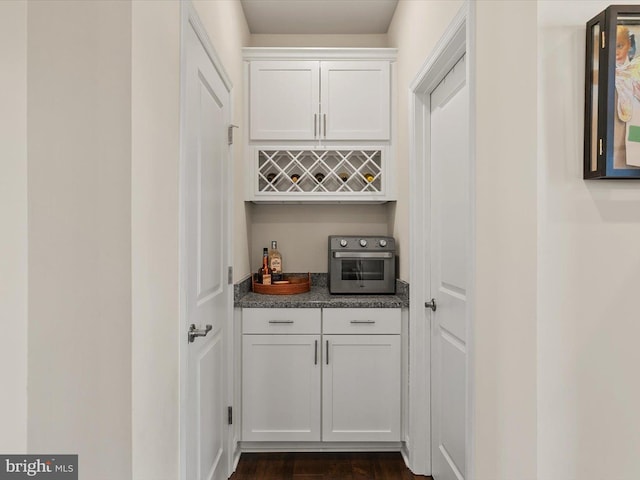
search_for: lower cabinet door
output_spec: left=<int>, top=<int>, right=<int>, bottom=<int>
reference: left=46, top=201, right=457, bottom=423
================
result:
left=322, top=334, right=401, bottom=442
left=242, top=334, right=321, bottom=441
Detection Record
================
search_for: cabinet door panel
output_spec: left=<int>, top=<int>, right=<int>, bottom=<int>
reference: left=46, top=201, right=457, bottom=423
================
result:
left=322, top=334, right=400, bottom=441
left=242, top=334, right=321, bottom=441
left=250, top=61, right=319, bottom=140
left=321, top=61, right=390, bottom=140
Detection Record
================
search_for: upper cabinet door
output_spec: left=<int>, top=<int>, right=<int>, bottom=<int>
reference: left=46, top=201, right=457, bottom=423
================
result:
left=250, top=61, right=320, bottom=140
left=320, top=61, right=390, bottom=141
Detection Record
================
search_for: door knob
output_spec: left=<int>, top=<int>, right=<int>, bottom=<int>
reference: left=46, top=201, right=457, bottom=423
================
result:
left=188, top=324, right=212, bottom=343
left=425, top=299, right=437, bottom=312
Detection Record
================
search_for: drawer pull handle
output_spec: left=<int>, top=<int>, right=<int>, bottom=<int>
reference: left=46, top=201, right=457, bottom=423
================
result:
left=350, top=320, right=376, bottom=324
left=268, top=320, right=294, bottom=324
left=314, top=340, right=318, bottom=365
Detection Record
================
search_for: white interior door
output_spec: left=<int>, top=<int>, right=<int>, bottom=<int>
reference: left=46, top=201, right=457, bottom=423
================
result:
left=429, top=54, right=468, bottom=480
left=184, top=20, right=230, bottom=480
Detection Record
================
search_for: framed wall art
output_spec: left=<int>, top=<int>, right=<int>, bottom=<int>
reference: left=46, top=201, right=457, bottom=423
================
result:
left=585, top=4, right=640, bottom=179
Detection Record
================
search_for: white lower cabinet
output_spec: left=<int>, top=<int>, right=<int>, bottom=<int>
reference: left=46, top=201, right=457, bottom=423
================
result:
left=241, top=307, right=401, bottom=443
left=242, top=334, right=321, bottom=441
left=322, top=334, right=400, bottom=441
left=242, top=308, right=321, bottom=441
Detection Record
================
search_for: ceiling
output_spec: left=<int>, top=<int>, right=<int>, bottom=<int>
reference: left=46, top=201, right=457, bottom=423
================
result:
left=240, top=0, right=399, bottom=35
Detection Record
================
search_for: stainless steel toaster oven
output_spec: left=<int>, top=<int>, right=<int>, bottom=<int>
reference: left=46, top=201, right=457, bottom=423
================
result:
left=328, top=235, right=396, bottom=294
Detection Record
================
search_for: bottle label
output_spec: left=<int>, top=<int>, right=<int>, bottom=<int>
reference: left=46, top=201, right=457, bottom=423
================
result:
left=270, top=258, right=282, bottom=273
left=262, top=273, right=271, bottom=285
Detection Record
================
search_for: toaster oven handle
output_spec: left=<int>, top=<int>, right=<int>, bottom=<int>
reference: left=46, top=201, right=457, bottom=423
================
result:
left=332, top=252, right=393, bottom=259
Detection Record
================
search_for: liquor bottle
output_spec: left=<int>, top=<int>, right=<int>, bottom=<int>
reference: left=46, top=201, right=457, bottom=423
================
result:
left=338, top=172, right=349, bottom=182
left=256, top=250, right=263, bottom=284
left=258, top=247, right=272, bottom=285
left=364, top=172, right=375, bottom=183
left=290, top=173, right=300, bottom=183
left=269, top=240, right=283, bottom=282
left=314, top=172, right=325, bottom=183
left=266, top=172, right=276, bottom=183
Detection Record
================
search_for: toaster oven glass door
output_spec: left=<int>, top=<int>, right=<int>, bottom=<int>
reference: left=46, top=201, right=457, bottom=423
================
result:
left=340, top=259, right=385, bottom=281
left=329, top=251, right=395, bottom=294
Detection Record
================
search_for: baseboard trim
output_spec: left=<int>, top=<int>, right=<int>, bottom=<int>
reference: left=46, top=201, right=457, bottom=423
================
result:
left=401, top=443, right=412, bottom=472
left=240, top=441, right=404, bottom=453
left=233, top=446, right=241, bottom=470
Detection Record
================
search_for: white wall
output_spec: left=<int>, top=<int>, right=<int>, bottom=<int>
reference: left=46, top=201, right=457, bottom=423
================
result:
left=131, top=2, right=180, bottom=479
left=473, top=2, right=538, bottom=479
left=249, top=204, right=390, bottom=272
left=0, top=0, right=28, bottom=453
left=250, top=33, right=388, bottom=47
left=387, top=0, right=464, bottom=280
left=538, top=2, right=640, bottom=478
left=27, top=1, right=132, bottom=478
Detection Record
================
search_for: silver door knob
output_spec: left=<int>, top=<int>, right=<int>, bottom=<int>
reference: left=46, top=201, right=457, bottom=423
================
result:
left=188, top=324, right=212, bottom=343
left=425, top=299, right=437, bottom=312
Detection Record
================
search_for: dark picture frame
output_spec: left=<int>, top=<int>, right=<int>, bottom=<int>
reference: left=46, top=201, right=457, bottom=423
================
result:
left=585, top=4, right=640, bottom=179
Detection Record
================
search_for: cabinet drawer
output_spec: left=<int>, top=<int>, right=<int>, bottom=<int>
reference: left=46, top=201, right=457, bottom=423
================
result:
left=322, top=308, right=400, bottom=334
left=243, top=308, right=321, bottom=334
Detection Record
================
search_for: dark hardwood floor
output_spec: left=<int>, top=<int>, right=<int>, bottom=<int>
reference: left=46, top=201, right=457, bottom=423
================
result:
left=230, top=452, right=431, bottom=480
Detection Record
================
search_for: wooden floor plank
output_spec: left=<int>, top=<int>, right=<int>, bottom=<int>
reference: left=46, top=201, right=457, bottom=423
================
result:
left=293, top=452, right=330, bottom=476
left=324, top=452, right=354, bottom=480
left=229, top=452, right=431, bottom=480
left=350, top=452, right=375, bottom=480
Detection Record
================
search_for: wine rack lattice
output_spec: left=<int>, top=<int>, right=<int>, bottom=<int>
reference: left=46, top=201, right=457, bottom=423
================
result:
left=257, top=150, right=383, bottom=194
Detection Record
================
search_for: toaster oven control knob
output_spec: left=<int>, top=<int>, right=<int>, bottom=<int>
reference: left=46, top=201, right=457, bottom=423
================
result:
left=379, top=239, right=387, bottom=247
left=359, top=239, right=368, bottom=247
left=339, top=239, right=348, bottom=247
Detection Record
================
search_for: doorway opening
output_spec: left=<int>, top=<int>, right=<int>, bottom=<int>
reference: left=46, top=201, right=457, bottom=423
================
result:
left=408, top=3, right=475, bottom=478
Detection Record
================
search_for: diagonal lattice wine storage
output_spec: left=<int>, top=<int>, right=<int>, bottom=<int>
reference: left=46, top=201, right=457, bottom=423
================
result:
left=257, top=150, right=383, bottom=195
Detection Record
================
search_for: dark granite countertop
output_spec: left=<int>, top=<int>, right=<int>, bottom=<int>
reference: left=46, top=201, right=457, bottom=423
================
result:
left=236, top=286, right=403, bottom=308
left=234, top=274, right=409, bottom=309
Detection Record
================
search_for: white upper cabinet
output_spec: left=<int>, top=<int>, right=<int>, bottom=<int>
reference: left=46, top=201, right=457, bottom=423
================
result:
left=243, top=48, right=397, bottom=202
left=320, top=61, right=390, bottom=141
left=249, top=61, right=320, bottom=140
left=245, top=49, right=395, bottom=143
